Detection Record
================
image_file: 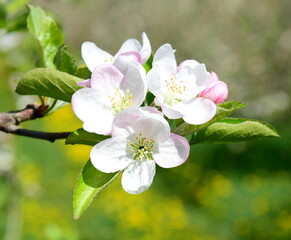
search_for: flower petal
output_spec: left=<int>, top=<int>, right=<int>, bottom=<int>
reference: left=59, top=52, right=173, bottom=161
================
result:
left=177, top=59, right=199, bottom=72
left=90, top=64, right=124, bottom=95
left=154, top=133, right=190, bottom=168
left=182, top=97, right=216, bottom=125
left=71, top=88, right=114, bottom=135
left=112, top=107, right=166, bottom=139
left=117, top=38, right=141, bottom=55
left=131, top=116, right=170, bottom=142
left=152, top=43, right=177, bottom=79
left=122, top=62, right=147, bottom=107
left=140, top=32, right=151, bottom=64
left=121, top=160, right=156, bottom=194
left=91, top=138, right=133, bottom=173
left=147, top=67, right=164, bottom=101
left=113, top=52, right=142, bottom=74
left=81, top=42, right=113, bottom=72
left=157, top=98, right=185, bottom=119
left=77, top=79, right=91, bottom=88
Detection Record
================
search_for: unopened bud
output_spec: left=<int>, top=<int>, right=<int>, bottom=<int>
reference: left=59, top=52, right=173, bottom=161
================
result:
left=199, top=72, right=228, bottom=104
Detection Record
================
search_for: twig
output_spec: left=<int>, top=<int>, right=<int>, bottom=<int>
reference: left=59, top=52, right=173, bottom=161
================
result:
left=0, top=104, right=72, bottom=142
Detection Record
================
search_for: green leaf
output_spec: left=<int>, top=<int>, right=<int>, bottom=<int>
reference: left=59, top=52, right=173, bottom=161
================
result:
left=27, top=5, right=64, bottom=68
left=142, top=54, right=153, bottom=73
left=54, top=45, right=78, bottom=75
left=73, top=160, right=119, bottom=219
left=194, top=118, right=280, bottom=144
left=66, top=128, right=108, bottom=146
left=16, top=68, right=82, bottom=102
left=76, top=64, right=91, bottom=79
left=173, top=100, right=246, bottom=136
left=0, top=3, right=6, bottom=28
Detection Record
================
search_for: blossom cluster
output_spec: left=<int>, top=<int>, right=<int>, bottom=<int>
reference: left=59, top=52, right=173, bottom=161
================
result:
left=72, top=33, right=228, bottom=194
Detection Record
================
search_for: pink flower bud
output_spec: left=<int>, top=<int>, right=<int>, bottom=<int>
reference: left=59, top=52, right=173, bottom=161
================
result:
left=199, top=72, right=228, bottom=104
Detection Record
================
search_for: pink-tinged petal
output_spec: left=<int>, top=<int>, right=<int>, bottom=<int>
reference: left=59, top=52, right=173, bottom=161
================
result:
left=140, top=32, right=151, bottom=64
left=77, top=79, right=91, bottom=88
left=157, top=99, right=186, bottom=119
left=113, top=52, right=142, bottom=74
left=147, top=67, right=164, bottom=101
left=131, top=116, right=170, bottom=142
left=81, top=42, right=113, bottom=72
left=121, top=160, right=156, bottom=194
left=111, top=107, right=165, bottom=139
left=117, top=38, right=141, bottom=55
left=90, top=138, right=133, bottom=173
left=190, top=64, right=212, bottom=90
left=71, top=88, right=114, bottom=135
left=199, top=80, right=228, bottom=104
left=177, top=60, right=199, bottom=72
left=154, top=133, right=189, bottom=168
left=122, top=62, right=147, bottom=107
left=210, top=71, right=220, bottom=82
left=152, top=43, right=177, bottom=79
left=182, top=97, right=216, bottom=125
left=90, top=64, right=124, bottom=94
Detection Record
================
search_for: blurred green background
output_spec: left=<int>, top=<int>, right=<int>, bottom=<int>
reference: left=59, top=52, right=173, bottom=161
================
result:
left=0, top=0, right=290, bottom=239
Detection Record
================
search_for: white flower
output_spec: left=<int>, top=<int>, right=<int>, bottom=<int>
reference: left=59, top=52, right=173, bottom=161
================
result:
left=81, top=32, right=151, bottom=73
left=72, top=62, right=147, bottom=135
left=90, top=107, right=190, bottom=194
left=147, top=44, right=217, bottom=125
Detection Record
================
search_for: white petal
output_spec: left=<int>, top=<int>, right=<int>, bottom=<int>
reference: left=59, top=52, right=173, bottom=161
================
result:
left=113, top=53, right=141, bottom=74
left=147, top=67, right=164, bottom=101
left=81, top=42, right=113, bottom=72
left=154, top=133, right=189, bottom=168
left=177, top=60, right=199, bottom=72
left=152, top=43, right=177, bottom=79
left=111, top=107, right=165, bottom=139
left=122, top=62, right=147, bottom=107
left=71, top=88, right=114, bottom=135
left=117, top=38, right=141, bottom=55
left=90, top=64, right=124, bottom=94
left=158, top=99, right=185, bottom=119
left=131, top=116, right=170, bottom=142
left=140, top=32, right=151, bottom=64
left=190, top=64, right=212, bottom=91
left=121, top=160, right=156, bottom=194
left=91, top=138, right=133, bottom=173
left=182, top=97, right=217, bottom=125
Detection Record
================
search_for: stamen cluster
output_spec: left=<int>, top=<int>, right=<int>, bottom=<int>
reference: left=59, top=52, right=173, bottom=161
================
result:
left=128, top=133, right=155, bottom=161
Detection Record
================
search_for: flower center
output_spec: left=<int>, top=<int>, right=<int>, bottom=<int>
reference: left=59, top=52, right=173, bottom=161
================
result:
left=128, top=133, right=155, bottom=161
left=104, top=57, right=114, bottom=63
left=163, top=76, right=186, bottom=105
left=108, top=88, right=133, bottom=115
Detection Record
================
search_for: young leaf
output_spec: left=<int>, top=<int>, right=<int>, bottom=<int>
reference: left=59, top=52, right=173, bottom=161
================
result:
left=27, top=5, right=64, bottom=68
left=66, top=128, right=108, bottom=146
left=73, top=160, right=119, bottom=219
left=194, top=118, right=280, bottom=144
left=143, top=54, right=153, bottom=73
left=54, top=45, right=78, bottom=75
left=16, top=68, right=82, bottom=102
left=173, top=100, right=246, bottom=136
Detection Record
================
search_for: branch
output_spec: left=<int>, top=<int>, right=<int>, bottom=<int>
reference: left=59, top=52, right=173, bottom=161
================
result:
left=0, top=104, right=72, bottom=142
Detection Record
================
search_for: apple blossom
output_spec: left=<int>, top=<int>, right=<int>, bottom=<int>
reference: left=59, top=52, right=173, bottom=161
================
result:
left=72, top=62, right=147, bottom=135
left=147, top=43, right=217, bottom=125
left=90, top=107, right=190, bottom=194
left=81, top=32, right=151, bottom=73
left=199, top=72, right=228, bottom=104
